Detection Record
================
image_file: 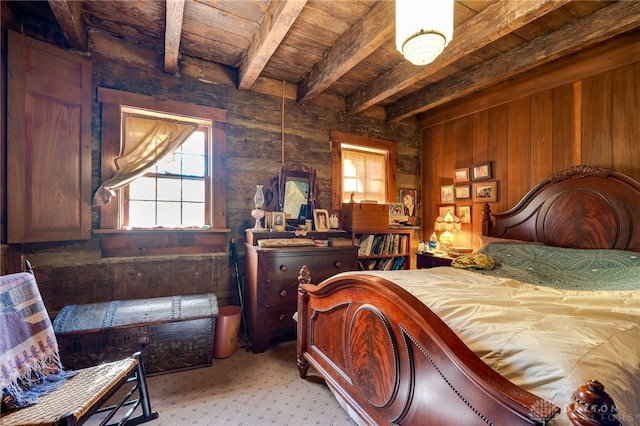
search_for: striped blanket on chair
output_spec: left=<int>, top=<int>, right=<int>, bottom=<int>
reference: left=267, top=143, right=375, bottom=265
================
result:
left=0, top=272, right=74, bottom=410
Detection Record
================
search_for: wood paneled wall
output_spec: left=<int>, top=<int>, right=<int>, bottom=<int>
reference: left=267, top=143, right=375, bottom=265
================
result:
left=420, top=32, right=640, bottom=249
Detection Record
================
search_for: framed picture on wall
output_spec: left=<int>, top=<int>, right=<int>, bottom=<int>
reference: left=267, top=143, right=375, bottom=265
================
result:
left=454, top=185, right=471, bottom=200
left=440, top=185, right=454, bottom=204
left=399, top=188, right=418, bottom=218
left=458, top=205, right=471, bottom=223
left=471, top=161, right=492, bottom=181
left=454, top=167, right=469, bottom=183
left=472, top=181, right=498, bottom=203
left=438, top=205, right=455, bottom=217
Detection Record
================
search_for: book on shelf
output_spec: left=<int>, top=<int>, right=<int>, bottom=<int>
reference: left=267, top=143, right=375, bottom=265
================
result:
left=371, top=234, right=385, bottom=255
left=391, top=256, right=406, bottom=270
left=357, top=234, right=375, bottom=256
left=392, top=234, right=400, bottom=254
left=399, top=235, right=408, bottom=254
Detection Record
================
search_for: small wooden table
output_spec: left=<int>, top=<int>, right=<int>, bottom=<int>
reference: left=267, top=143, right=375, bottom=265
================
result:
left=416, top=252, right=453, bottom=268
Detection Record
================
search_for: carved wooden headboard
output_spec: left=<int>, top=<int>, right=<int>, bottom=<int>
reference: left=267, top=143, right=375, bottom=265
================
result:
left=482, top=165, right=640, bottom=251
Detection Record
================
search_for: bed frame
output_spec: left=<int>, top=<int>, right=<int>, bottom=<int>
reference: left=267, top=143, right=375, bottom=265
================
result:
left=296, top=165, right=640, bottom=425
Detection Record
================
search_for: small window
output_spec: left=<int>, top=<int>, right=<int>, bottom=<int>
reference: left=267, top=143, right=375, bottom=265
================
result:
left=97, top=88, right=227, bottom=230
left=342, top=144, right=388, bottom=203
left=125, top=126, right=209, bottom=227
left=330, top=131, right=396, bottom=208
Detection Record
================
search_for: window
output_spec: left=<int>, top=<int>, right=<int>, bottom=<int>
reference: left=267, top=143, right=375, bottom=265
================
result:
left=124, top=119, right=209, bottom=228
left=97, top=88, right=227, bottom=230
left=330, top=131, right=396, bottom=209
left=341, top=144, right=388, bottom=203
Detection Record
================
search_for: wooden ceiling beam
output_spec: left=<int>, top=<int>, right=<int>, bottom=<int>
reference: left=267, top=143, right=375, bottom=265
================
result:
left=48, top=0, right=88, bottom=51
left=387, top=1, right=640, bottom=122
left=345, top=0, right=570, bottom=115
left=164, top=0, right=186, bottom=75
left=238, top=0, right=307, bottom=90
left=296, top=0, right=394, bottom=104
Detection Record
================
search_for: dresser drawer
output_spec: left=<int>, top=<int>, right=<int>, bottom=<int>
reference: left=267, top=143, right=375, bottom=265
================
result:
left=265, top=280, right=298, bottom=307
left=263, top=249, right=354, bottom=282
left=264, top=305, right=297, bottom=334
left=263, top=248, right=355, bottom=307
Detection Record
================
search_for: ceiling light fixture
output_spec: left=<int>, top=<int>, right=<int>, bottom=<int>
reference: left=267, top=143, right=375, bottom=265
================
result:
left=396, top=0, right=454, bottom=66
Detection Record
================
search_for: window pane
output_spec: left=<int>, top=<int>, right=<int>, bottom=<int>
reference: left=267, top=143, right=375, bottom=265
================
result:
left=129, top=177, right=156, bottom=200
left=157, top=202, right=181, bottom=227
left=157, top=178, right=181, bottom=201
left=129, top=201, right=156, bottom=227
left=183, top=180, right=205, bottom=202
left=182, top=202, right=204, bottom=226
left=156, top=154, right=181, bottom=175
left=181, top=153, right=205, bottom=177
left=181, top=132, right=205, bottom=155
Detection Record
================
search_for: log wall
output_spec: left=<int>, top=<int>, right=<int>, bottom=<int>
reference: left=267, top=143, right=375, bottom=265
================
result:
left=0, top=29, right=419, bottom=315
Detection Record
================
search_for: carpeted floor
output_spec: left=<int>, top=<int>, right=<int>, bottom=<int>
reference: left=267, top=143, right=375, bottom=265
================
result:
left=92, top=340, right=356, bottom=426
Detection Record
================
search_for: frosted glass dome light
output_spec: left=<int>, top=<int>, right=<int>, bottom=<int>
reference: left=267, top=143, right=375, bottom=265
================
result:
left=396, top=0, right=454, bottom=66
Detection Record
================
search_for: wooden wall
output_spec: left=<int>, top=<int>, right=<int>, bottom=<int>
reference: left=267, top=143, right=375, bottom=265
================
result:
left=0, top=28, right=419, bottom=315
left=420, top=32, right=640, bottom=249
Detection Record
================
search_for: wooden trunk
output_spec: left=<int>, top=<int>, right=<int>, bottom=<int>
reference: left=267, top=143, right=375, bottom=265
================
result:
left=53, top=293, right=218, bottom=375
left=341, top=203, right=389, bottom=230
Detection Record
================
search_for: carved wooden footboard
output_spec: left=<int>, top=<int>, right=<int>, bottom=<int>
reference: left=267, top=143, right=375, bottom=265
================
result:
left=296, top=266, right=560, bottom=425
left=296, top=166, right=636, bottom=426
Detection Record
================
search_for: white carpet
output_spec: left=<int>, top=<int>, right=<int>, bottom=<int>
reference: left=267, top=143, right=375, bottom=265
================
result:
left=93, top=340, right=356, bottom=426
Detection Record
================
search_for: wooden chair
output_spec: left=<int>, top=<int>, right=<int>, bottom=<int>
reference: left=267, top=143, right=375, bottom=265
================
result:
left=0, top=262, right=159, bottom=426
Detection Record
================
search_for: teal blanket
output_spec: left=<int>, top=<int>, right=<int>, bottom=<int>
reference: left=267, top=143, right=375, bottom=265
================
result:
left=476, top=243, right=640, bottom=291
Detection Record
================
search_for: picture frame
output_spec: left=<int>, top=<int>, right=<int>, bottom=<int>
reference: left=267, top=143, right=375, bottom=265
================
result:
left=328, top=209, right=342, bottom=230
left=440, top=185, right=454, bottom=204
left=389, top=202, right=405, bottom=225
left=454, top=185, right=471, bottom=200
left=313, top=209, right=330, bottom=232
left=471, top=161, right=492, bottom=181
left=264, top=211, right=273, bottom=229
left=458, top=205, right=471, bottom=223
left=399, top=188, right=418, bottom=218
left=453, top=167, right=469, bottom=183
left=472, top=181, right=498, bottom=203
left=272, top=212, right=285, bottom=231
left=438, top=205, right=455, bottom=217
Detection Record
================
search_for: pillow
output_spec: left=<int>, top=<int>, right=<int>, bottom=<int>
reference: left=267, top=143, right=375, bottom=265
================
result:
left=257, top=238, right=315, bottom=248
left=479, top=235, right=542, bottom=247
left=452, top=254, right=495, bottom=270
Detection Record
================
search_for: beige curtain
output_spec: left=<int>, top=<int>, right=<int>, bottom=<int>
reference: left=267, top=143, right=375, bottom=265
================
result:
left=92, top=116, right=198, bottom=206
left=342, top=148, right=387, bottom=203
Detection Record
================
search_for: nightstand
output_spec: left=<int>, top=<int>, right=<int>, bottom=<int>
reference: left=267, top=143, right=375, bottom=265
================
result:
left=416, top=252, right=453, bottom=268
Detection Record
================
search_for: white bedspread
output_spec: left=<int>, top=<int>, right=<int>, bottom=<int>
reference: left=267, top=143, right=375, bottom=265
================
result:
left=336, top=268, right=640, bottom=425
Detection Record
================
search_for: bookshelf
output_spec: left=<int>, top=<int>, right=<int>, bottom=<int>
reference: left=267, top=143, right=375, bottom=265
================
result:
left=352, top=229, right=412, bottom=271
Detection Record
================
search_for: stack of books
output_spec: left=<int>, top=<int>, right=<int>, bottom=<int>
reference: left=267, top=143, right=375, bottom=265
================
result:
left=448, top=247, right=473, bottom=257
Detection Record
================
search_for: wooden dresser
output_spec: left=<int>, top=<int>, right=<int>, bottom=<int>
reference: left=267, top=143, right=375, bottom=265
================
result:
left=245, top=230, right=358, bottom=353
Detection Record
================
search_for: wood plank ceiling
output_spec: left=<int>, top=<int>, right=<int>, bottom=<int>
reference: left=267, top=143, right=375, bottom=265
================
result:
left=3, top=0, right=639, bottom=123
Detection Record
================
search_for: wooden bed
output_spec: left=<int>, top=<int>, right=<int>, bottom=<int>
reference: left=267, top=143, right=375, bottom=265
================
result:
left=296, top=165, right=640, bottom=426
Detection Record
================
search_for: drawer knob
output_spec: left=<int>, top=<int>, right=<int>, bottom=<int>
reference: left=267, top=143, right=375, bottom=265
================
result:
left=279, top=314, right=286, bottom=321
left=335, top=261, right=343, bottom=268
left=279, top=265, right=287, bottom=272
left=280, top=289, right=287, bottom=297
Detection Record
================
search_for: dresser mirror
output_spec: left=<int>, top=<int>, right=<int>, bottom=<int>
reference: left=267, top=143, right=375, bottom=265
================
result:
left=266, top=163, right=319, bottom=225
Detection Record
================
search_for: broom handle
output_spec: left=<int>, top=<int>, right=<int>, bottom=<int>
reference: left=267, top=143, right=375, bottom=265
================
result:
left=229, top=238, right=249, bottom=342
